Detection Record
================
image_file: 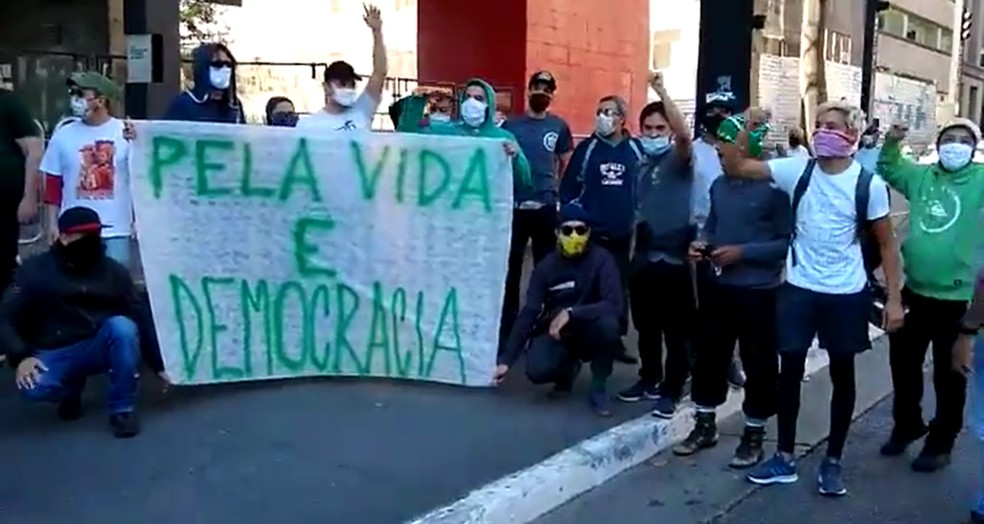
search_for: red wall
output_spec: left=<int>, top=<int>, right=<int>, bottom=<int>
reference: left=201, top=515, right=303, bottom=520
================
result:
left=416, top=0, right=649, bottom=135
left=417, top=0, right=528, bottom=112
left=525, top=0, right=649, bottom=135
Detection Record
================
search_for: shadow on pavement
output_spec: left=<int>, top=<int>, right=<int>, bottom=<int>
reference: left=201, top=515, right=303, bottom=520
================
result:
left=0, top=294, right=649, bottom=524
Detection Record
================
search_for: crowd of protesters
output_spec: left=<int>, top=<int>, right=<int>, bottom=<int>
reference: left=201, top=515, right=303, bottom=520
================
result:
left=0, top=3, right=983, bottom=519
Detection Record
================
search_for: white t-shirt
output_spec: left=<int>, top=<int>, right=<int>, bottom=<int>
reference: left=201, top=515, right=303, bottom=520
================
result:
left=766, top=156, right=891, bottom=294
left=691, top=138, right=723, bottom=230
left=296, top=92, right=379, bottom=132
left=788, top=145, right=811, bottom=158
left=40, top=117, right=132, bottom=238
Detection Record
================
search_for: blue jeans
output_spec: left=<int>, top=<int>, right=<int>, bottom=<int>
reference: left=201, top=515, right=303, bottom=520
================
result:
left=972, top=336, right=984, bottom=514
left=21, top=316, right=140, bottom=414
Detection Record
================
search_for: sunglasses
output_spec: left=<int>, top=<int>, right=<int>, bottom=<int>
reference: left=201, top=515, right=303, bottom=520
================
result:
left=68, top=88, right=84, bottom=98
left=211, top=60, right=234, bottom=69
left=560, top=225, right=588, bottom=236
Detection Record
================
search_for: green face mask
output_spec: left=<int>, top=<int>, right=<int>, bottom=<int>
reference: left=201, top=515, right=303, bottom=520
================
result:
left=716, top=115, right=770, bottom=158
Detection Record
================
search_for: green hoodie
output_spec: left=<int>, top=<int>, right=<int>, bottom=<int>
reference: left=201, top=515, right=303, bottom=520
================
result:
left=877, top=140, right=984, bottom=301
left=396, top=78, right=532, bottom=189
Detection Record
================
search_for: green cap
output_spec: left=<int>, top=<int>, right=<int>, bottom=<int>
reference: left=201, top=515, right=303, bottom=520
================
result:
left=716, top=115, right=770, bottom=158
left=67, top=71, right=121, bottom=101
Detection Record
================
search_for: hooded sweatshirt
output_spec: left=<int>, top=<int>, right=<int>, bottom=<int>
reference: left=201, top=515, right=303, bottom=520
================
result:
left=163, top=44, right=245, bottom=123
left=559, top=133, right=643, bottom=240
left=877, top=138, right=984, bottom=301
left=397, top=79, right=532, bottom=191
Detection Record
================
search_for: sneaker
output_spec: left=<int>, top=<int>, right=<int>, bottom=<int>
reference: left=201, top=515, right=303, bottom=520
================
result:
left=651, top=395, right=678, bottom=420
left=747, top=453, right=798, bottom=485
left=727, top=360, right=746, bottom=390
left=589, top=389, right=613, bottom=417
left=617, top=380, right=659, bottom=402
left=880, top=425, right=928, bottom=456
left=911, top=440, right=952, bottom=473
left=730, top=425, right=766, bottom=469
left=57, top=394, right=83, bottom=421
left=817, top=458, right=847, bottom=496
left=109, top=412, right=141, bottom=439
left=673, top=411, right=718, bottom=456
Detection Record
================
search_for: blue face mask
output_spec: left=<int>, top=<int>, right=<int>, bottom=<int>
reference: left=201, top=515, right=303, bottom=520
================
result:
left=640, top=135, right=671, bottom=156
left=269, top=111, right=299, bottom=127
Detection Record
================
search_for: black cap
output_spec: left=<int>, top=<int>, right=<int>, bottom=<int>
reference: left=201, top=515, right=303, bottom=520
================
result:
left=58, top=206, right=107, bottom=235
left=558, top=202, right=591, bottom=226
left=528, top=71, right=557, bottom=92
left=323, top=61, right=360, bottom=85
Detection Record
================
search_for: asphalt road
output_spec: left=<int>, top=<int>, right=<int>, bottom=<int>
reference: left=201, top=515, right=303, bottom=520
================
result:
left=535, top=346, right=978, bottom=524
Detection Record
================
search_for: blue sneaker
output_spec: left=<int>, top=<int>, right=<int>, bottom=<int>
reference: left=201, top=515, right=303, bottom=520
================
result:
left=818, top=458, right=847, bottom=497
left=747, top=453, right=798, bottom=485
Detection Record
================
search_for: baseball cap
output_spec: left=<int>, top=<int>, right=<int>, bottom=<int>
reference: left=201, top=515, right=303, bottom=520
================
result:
left=67, top=71, right=121, bottom=101
left=323, top=61, right=361, bottom=85
left=58, top=206, right=107, bottom=235
left=528, top=71, right=557, bottom=92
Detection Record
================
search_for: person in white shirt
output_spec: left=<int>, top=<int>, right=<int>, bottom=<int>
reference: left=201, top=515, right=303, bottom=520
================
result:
left=297, top=5, right=387, bottom=132
left=720, top=101, right=904, bottom=497
left=786, top=127, right=812, bottom=158
left=41, top=72, right=132, bottom=267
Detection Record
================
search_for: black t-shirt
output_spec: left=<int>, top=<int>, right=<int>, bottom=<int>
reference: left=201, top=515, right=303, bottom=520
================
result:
left=0, top=89, right=40, bottom=200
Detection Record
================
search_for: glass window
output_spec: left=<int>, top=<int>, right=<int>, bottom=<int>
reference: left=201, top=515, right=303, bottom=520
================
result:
left=940, top=28, right=954, bottom=52
left=878, top=9, right=906, bottom=37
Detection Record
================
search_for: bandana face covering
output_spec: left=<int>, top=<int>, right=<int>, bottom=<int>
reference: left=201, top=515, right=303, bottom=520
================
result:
left=557, top=223, right=589, bottom=257
left=812, top=129, right=855, bottom=158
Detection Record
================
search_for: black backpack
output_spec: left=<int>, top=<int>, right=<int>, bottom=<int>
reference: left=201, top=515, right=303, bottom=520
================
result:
left=790, top=159, right=886, bottom=281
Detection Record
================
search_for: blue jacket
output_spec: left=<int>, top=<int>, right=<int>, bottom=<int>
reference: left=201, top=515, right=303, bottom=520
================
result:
left=163, top=44, right=245, bottom=123
left=559, top=134, right=643, bottom=239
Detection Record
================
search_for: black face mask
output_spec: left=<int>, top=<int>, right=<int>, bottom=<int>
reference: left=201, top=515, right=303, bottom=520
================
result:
left=56, top=235, right=104, bottom=268
left=701, top=114, right=726, bottom=135
left=528, top=93, right=551, bottom=113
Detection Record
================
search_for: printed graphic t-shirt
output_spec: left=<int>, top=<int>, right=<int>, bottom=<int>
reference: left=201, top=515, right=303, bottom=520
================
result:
left=40, top=118, right=132, bottom=238
left=296, top=92, right=380, bottom=132
left=766, top=156, right=891, bottom=295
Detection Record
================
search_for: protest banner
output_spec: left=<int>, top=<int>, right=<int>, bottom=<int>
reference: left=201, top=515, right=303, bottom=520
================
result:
left=129, top=122, right=513, bottom=387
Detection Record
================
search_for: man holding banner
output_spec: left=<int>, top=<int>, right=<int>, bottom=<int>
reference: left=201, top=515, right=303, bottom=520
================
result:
left=494, top=203, right=622, bottom=417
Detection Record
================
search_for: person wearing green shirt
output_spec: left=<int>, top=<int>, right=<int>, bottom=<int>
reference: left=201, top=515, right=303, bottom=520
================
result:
left=876, top=118, right=984, bottom=473
left=0, top=89, right=44, bottom=293
left=395, top=78, right=532, bottom=191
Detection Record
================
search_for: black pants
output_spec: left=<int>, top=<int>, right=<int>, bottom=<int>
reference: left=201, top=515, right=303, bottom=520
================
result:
left=594, top=235, right=632, bottom=335
left=691, top=278, right=779, bottom=421
left=500, top=207, right=557, bottom=351
left=0, top=200, right=18, bottom=294
left=525, top=315, right=619, bottom=386
left=778, top=350, right=856, bottom=459
left=888, top=287, right=968, bottom=451
left=629, top=260, right=695, bottom=399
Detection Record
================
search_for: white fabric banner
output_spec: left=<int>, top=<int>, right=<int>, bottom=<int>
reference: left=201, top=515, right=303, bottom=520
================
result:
left=129, top=122, right=512, bottom=387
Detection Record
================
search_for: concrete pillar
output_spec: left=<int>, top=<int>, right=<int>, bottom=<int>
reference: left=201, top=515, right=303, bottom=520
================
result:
left=123, top=0, right=180, bottom=118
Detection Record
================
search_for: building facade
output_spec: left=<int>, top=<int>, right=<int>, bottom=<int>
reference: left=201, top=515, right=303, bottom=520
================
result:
left=961, top=0, right=984, bottom=125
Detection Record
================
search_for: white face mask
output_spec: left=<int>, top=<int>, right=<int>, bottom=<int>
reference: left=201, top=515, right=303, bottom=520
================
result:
left=331, top=87, right=358, bottom=107
left=209, top=66, right=232, bottom=90
left=429, top=113, right=451, bottom=123
left=69, top=96, right=90, bottom=117
left=595, top=114, right=616, bottom=136
left=460, top=98, right=487, bottom=127
left=938, top=142, right=974, bottom=171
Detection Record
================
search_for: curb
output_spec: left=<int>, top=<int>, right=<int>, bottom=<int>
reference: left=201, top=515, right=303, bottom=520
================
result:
left=409, top=326, right=884, bottom=524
